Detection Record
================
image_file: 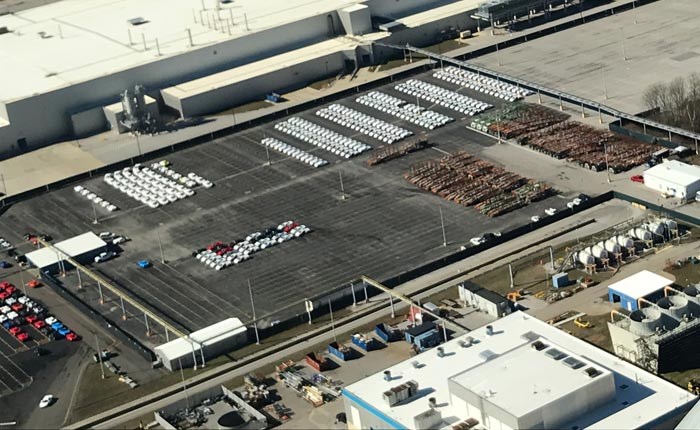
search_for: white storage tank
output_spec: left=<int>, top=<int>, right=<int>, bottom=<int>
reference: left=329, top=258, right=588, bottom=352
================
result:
left=661, top=218, right=678, bottom=231
left=614, top=235, right=635, bottom=248
left=602, top=239, right=622, bottom=254
left=644, top=222, right=665, bottom=236
left=629, top=228, right=652, bottom=241
left=587, top=245, right=608, bottom=260
left=575, top=250, right=595, bottom=266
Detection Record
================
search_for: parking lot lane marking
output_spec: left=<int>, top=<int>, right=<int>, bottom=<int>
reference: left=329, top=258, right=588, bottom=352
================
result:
left=431, top=146, right=451, bottom=156
left=0, top=333, right=22, bottom=355
left=0, top=350, right=29, bottom=386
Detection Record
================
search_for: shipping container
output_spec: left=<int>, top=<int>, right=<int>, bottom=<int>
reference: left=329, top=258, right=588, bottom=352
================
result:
left=328, top=341, right=353, bottom=361
left=351, top=333, right=382, bottom=351
left=375, top=323, right=402, bottom=343
left=305, top=352, right=331, bottom=372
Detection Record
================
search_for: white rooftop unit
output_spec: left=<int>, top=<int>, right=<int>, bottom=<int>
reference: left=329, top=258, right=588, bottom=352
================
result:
left=25, top=232, right=107, bottom=271
left=154, top=318, right=247, bottom=371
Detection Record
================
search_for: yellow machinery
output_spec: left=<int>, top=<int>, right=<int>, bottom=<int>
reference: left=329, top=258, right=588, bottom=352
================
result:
left=574, top=317, right=591, bottom=328
left=688, top=379, right=700, bottom=395
left=506, top=289, right=524, bottom=301
left=533, top=291, right=547, bottom=299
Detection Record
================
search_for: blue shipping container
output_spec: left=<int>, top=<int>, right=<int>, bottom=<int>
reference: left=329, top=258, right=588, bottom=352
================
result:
left=552, top=273, right=569, bottom=289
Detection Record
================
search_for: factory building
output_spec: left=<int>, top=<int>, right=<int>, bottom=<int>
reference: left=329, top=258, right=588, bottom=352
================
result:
left=643, top=160, right=700, bottom=199
left=607, top=270, right=673, bottom=312
left=0, top=0, right=484, bottom=158
left=343, top=312, right=695, bottom=430
left=609, top=284, right=700, bottom=374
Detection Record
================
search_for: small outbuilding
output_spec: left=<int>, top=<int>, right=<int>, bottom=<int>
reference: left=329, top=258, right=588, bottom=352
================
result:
left=643, top=160, right=700, bottom=199
left=607, top=270, right=673, bottom=312
left=458, top=281, right=512, bottom=318
left=26, top=232, right=107, bottom=273
left=154, top=318, right=247, bottom=371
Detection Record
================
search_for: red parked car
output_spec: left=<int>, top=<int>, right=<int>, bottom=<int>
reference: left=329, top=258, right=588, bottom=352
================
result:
left=9, top=326, right=21, bottom=335
left=65, top=332, right=78, bottom=342
left=16, top=332, right=29, bottom=342
left=0, top=281, right=10, bottom=288
left=0, top=291, right=9, bottom=300
left=27, top=280, right=41, bottom=289
left=10, top=303, right=23, bottom=313
left=32, top=320, right=46, bottom=330
left=25, top=315, right=38, bottom=324
left=5, top=286, right=16, bottom=295
left=207, top=241, right=224, bottom=251
left=631, top=175, right=644, bottom=183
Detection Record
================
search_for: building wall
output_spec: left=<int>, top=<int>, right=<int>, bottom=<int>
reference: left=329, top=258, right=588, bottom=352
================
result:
left=657, top=323, right=700, bottom=373
left=0, top=11, right=340, bottom=158
left=608, top=321, right=642, bottom=365
left=643, top=173, right=700, bottom=199
left=364, top=0, right=446, bottom=18
left=343, top=391, right=407, bottom=429
left=167, top=51, right=347, bottom=118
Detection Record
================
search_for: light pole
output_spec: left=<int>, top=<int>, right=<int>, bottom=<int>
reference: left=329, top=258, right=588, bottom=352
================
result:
left=178, top=358, right=191, bottom=411
left=496, top=42, right=502, bottom=66
left=94, top=332, right=106, bottom=379
left=621, top=28, right=628, bottom=61
left=248, top=279, right=260, bottom=344
left=604, top=142, right=611, bottom=183
left=602, top=64, right=608, bottom=100
left=439, top=207, right=447, bottom=247
left=157, top=223, right=165, bottom=264
left=92, top=202, right=98, bottom=224
left=135, top=133, right=143, bottom=158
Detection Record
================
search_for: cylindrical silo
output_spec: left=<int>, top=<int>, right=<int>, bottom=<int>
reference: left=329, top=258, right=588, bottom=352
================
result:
left=614, top=235, right=634, bottom=248
left=657, top=296, right=689, bottom=321
left=587, top=245, right=608, bottom=260
left=575, top=250, right=595, bottom=266
left=629, top=228, right=652, bottom=241
left=601, top=240, right=621, bottom=254
left=644, top=222, right=665, bottom=236
left=629, top=307, right=662, bottom=335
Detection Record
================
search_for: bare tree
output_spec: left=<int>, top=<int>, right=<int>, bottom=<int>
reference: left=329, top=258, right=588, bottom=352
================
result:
left=643, top=74, right=700, bottom=132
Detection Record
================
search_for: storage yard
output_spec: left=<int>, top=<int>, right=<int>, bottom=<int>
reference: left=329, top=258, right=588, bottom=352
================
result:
left=0, top=69, right=608, bottom=349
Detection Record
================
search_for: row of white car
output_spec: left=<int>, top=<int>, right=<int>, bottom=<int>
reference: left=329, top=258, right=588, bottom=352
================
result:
left=315, top=104, right=412, bottom=144
left=274, top=117, right=371, bottom=159
left=355, top=91, right=454, bottom=130
left=73, top=185, right=119, bottom=212
left=194, top=221, right=312, bottom=271
left=261, top=138, right=328, bottom=168
left=149, top=162, right=214, bottom=189
left=394, top=79, right=492, bottom=116
left=104, top=165, right=195, bottom=209
left=434, top=66, right=533, bottom=101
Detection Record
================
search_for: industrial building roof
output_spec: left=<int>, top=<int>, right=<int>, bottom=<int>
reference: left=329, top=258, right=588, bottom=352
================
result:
left=608, top=270, right=673, bottom=300
left=343, top=311, right=695, bottom=430
left=25, top=232, right=106, bottom=269
left=644, top=160, right=700, bottom=187
left=0, top=0, right=360, bottom=102
left=154, top=318, right=246, bottom=361
left=461, top=281, right=508, bottom=304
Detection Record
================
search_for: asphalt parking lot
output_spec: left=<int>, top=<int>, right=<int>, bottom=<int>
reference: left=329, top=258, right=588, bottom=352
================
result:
left=0, top=71, right=580, bottom=345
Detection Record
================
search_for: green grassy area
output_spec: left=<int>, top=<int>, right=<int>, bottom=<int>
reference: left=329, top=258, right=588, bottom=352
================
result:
left=309, top=77, right=337, bottom=90
left=377, top=58, right=411, bottom=72
left=422, top=39, right=466, bottom=55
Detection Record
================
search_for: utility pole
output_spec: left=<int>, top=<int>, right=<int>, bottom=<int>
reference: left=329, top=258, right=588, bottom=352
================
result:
left=602, top=64, right=608, bottom=100
left=496, top=42, right=502, bottom=67
left=94, top=332, right=106, bottom=379
left=339, top=170, right=347, bottom=200
left=92, top=202, right=98, bottom=224
left=329, top=300, right=337, bottom=342
left=157, top=223, right=165, bottom=264
left=604, top=143, right=611, bottom=183
left=178, top=358, right=191, bottom=411
left=248, top=279, right=260, bottom=344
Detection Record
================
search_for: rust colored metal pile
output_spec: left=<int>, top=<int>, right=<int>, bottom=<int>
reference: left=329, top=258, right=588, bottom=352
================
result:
left=486, top=105, right=569, bottom=139
left=366, top=137, right=430, bottom=166
left=404, top=151, right=554, bottom=217
left=518, top=122, right=654, bottom=172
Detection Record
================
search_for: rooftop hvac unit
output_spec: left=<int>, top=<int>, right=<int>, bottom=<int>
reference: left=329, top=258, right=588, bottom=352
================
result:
left=544, top=348, right=567, bottom=360
left=413, top=407, right=443, bottom=430
left=584, top=367, right=600, bottom=378
left=562, top=356, right=585, bottom=369
left=531, top=340, right=547, bottom=351
left=657, top=296, right=689, bottom=321
left=383, top=380, right=419, bottom=407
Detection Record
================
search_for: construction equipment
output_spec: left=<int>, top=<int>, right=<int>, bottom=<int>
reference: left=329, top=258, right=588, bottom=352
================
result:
left=533, top=291, right=547, bottom=299
left=506, top=289, right=525, bottom=301
left=574, top=317, right=591, bottom=329
left=688, top=379, right=700, bottom=395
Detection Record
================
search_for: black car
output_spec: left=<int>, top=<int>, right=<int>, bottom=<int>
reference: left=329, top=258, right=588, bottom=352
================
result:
left=39, top=234, right=52, bottom=242
left=14, top=255, right=27, bottom=263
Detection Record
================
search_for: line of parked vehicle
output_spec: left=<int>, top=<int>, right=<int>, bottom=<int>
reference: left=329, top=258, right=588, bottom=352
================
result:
left=151, top=161, right=214, bottom=189
left=433, top=66, right=533, bottom=101
left=193, top=221, right=311, bottom=271
left=394, top=79, right=492, bottom=116
left=0, top=281, right=78, bottom=343
left=273, top=117, right=371, bottom=159
left=103, top=163, right=197, bottom=209
left=355, top=91, right=454, bottom=130
left=73, top=186, right=119, bottom=212
left=261, top=137, right=328, bottom=168
left=315, top=104, right=413, bottom=144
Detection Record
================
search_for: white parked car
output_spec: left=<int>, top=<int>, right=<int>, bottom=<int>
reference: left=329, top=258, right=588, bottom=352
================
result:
left=545, top=208, right=557, bottom=216
left=531, top=215, right=541, bottom=223
left=470, top=237, right=486, bottom=246
left=94, top=251, right=116, bottom=263
left=39, top=394, right=54, bottom=408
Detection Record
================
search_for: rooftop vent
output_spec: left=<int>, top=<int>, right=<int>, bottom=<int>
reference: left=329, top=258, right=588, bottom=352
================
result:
left=383, top=380, right=419, bottom=407
left=0, top=27, right=10, bottom=35
left=562, top=356, right=585, bottom=369
left=584, top=367, right=600, bottom=378
left=544, top=348, right=567, bottom=360
left=127, top=17, right=148, bottom=26
left=479, top=349, right=498, bottom=361
left=521, top=331, right=540, bottom=341
left=531, top=340, right=547, bottom=351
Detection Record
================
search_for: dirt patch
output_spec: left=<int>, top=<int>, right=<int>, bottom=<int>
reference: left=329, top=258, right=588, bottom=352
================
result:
left=559, top=313, right=614, bottom=353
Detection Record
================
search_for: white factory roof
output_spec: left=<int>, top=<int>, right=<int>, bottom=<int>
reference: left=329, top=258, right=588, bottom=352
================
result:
left=154, top=318, right=246, bottom=361
left=644, top=160, right=700, bottom=187
left=343, top=311, right=695, bottom=430
left=0, top=0, right=361, bottom=103
left=25, top=232, right=106, bottom=269
left=607, top=270, right=673, bottom=300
